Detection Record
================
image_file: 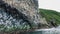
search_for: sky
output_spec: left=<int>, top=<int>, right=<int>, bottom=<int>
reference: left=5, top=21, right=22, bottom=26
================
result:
left=38, top=0, right=60, bottom=12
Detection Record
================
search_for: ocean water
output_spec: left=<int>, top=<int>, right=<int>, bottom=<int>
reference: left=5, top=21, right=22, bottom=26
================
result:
left=24, top=26, right=60, bottom=34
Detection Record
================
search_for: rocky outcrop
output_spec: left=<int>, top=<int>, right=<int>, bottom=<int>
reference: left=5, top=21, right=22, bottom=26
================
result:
left=0, top=0, right=49, bottom=33
left=2, top=0, right=48, bottom=28
left=0, top=0, right=32, bottom=32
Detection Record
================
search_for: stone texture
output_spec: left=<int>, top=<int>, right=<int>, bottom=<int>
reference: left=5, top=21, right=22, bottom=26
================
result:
left=2, top=0, right=48, bottom=28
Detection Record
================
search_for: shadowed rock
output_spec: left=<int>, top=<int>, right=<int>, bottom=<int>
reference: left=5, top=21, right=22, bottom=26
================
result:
left=0, top=0, right=48, bottom=32
left=0, top=0, right=32, bottom=32
left=2, top=0, right=47, bottom=28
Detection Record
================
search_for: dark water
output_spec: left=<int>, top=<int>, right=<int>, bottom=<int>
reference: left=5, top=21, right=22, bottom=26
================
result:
left=26, top=31, right=42, bottom=34
left=19, top=31, right=42, bottom=34
left=23, top=26, right=60, bottom=34
left=29, top=27, right=60, bottom=34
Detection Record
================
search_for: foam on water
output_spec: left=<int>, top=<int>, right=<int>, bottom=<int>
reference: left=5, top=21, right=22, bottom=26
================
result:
left=34, top=26, right=60, bottom=34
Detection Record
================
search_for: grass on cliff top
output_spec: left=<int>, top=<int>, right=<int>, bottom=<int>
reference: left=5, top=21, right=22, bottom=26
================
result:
left=39, top=8, right=60, bottom=25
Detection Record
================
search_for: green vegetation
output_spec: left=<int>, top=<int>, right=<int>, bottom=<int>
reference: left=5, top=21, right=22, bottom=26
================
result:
left=39, top=8, right=60, bottom=25
left=0, top=24, right=30, bottom=32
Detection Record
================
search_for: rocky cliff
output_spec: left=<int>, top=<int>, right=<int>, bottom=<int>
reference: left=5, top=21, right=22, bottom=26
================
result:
left=0, top=0, right=48, bottom=32
left=2, top=0, right=48, bottom=28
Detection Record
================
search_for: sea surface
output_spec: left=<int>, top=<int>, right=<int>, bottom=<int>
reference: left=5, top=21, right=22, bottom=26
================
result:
left=25, top=26, right=60, bottom=34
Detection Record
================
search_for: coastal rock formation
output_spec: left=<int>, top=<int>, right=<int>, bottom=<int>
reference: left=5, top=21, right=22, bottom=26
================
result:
left=0, top=0, right=48, bottom=33
left=3, top=0, right=48, bottom=28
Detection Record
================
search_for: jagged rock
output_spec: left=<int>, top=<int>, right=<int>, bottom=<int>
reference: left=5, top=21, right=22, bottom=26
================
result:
left=0, top=0, right=48, bottom=32
left=0, top=0, right=32, bottom=32
left=3, top=0, right=48, bottom=28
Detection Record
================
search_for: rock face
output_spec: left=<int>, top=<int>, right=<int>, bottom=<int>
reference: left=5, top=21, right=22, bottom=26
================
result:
left=0, top=0, right=31, bottom=32
left=0, top=0, right=48, bottom=32
left=3, top=0, right=47, bottom=27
